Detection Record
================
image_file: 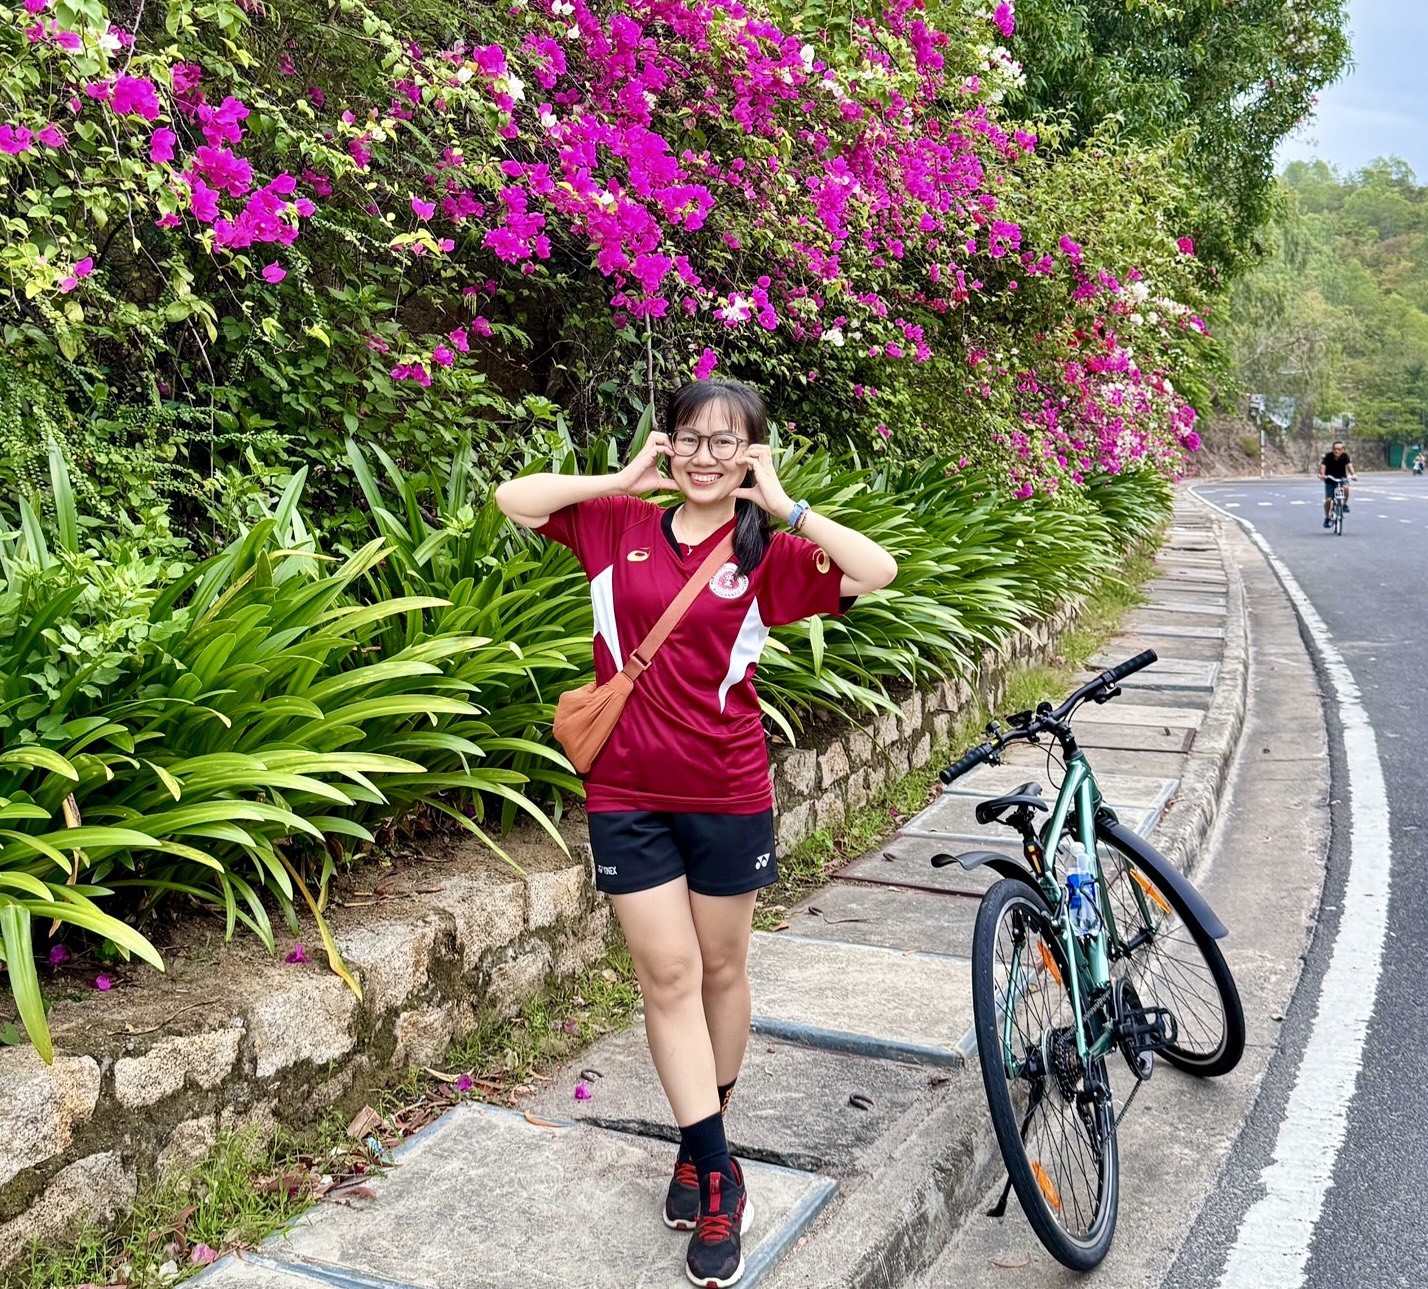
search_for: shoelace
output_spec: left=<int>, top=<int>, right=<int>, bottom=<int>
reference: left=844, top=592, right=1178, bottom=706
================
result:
left=696, top=1211, right=735, bottom=1244
left=674, top=1162, right=699, bottom=1188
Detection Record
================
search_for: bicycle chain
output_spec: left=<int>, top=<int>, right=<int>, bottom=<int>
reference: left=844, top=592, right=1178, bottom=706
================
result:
left=1115, top=1075, right=1142, bottom=1128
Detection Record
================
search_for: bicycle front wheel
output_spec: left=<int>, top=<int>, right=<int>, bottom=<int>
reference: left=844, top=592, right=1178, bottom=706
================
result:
left=1100, top=840, right=1245, bottom=1077
left=971, top=879, right=1118, bottom=1271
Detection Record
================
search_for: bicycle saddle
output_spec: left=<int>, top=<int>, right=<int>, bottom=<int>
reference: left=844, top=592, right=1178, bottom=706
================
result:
left=974, top=781, right=1049, bottom=826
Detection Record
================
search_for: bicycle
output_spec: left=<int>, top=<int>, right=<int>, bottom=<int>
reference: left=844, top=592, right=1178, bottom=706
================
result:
left=1329, top=481, right=1346, bottom=535
left=931, top=650, right=1245, bottom=1270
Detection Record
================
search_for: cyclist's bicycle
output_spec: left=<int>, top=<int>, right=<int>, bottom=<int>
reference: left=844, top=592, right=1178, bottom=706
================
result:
left=1329, top=482, right=1347, bottom=535
left=932, top=651, right=1244, bottom=1270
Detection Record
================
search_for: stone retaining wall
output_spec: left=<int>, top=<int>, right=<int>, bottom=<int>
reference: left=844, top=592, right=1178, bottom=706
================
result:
left=0, top=602, right=1077, bottom=1266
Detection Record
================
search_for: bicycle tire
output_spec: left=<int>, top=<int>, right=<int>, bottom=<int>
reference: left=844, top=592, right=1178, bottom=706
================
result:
left=972, top=879, right=1118, bottom=1271
left=1098, top=837, right=1245, bottom=1077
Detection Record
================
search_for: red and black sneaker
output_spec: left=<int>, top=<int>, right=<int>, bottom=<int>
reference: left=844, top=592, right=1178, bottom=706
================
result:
left=685, top=1161, right=753, bottom=1288
left=663, top=1155, right=701, bottom=1231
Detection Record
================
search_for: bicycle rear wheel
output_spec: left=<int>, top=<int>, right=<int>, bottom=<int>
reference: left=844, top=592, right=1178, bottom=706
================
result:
left=1099, top=840, right=1245, bottom=1077
left=1333, top=498, right=1344, bottom=535
left=971, top=879, right=1118, bottom=1271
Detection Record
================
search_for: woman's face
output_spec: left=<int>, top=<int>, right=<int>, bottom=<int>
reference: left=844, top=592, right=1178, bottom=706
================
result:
left=668, top=401, right=751, bottom=505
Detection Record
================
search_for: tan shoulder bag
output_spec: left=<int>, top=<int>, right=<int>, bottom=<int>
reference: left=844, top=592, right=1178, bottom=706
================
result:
left=552, top=534, right=736, bottom=775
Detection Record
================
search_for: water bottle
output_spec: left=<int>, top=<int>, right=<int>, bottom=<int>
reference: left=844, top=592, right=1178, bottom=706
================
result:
left=1061, top=840, right=1101, bottom=938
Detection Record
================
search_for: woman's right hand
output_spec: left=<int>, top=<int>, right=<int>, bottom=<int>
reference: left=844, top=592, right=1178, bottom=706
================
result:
left=616, top=432, right=673, bottom=496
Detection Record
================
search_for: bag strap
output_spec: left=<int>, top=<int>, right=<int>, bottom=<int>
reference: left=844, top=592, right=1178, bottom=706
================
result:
left=621, top=532, right=736, bottom=681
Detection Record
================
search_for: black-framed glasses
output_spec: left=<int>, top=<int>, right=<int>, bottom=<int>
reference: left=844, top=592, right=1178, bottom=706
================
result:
left=671, top=430, right=746, bottom=461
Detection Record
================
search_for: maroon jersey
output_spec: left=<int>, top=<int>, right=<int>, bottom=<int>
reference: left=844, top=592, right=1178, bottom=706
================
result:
left=536, top=495, right=846, bottom=813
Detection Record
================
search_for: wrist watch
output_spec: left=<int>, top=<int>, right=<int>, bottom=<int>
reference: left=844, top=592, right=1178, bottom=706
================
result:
left=787, top=499, right=812, bottom=531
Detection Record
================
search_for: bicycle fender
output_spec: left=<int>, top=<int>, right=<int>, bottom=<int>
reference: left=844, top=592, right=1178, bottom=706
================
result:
left=936, top=851, right=1052, bottom=907
left=1096, top=818, right=1228, bottom=940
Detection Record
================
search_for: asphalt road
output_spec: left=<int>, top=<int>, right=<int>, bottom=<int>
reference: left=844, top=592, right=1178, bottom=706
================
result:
left=1190, top=474, right=1428, bottom=1286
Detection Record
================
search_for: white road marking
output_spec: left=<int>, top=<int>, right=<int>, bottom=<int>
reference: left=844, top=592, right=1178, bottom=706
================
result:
left=1225, top=502, right=1241, bottom=508
left=1258, top=502, right=1274, bottom=507
left=1194, top=489, right=1392, bottom=1289
left=1290, top=501, right=1306, bottom=506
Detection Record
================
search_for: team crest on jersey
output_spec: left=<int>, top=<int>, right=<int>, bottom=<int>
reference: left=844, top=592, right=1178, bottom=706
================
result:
left=709, top=562, right=749, bottom=599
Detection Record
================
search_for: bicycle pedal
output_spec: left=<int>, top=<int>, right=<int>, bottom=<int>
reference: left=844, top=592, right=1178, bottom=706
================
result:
left=1116, top=1005, right=1178, bottom=1054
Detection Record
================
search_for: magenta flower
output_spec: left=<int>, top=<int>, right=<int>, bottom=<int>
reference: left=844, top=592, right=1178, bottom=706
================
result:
left=191, top=1245, right=218, bottom=1267
left=1176, top=236, right=1196, bottom=256
left=53, top=29, right=81, bottom=50
left=110, top=75, right=162, bottom=121
left=262, top=262, right=286, bottom=284
left=284, top=943, right=308, bottom=964
left=448, top=327, right=470, bottom=352
left=48, top=944, right=70, bottom=966
left=0, top=126, right=33, bottom=155
left=155, top=212, right=181, bottom=228
left=993, top=2, right=1016, bottom=39
left=23, top=0, right=49, bottom=12
left=73, top=257, right=93, bottom=278
left=411, top=196, right=435, bottom=219
left=94, top=974, right=113, bottom=991
left=187, top=177, right=220, bottom=223
left=574, top=1082, right=593, bottom=1101
left=149, top=127, right=176, bottom=164
left=456, top=1074, right=473, bottom=1092
left=37, top=124, right=65, bottom=149
left=432, top=344, right=454, bottom=368
left=693, top=347, right=719, bottom=381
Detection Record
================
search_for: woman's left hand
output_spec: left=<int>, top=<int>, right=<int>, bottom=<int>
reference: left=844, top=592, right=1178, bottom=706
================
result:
left=732, top=444, right=794, bottom=519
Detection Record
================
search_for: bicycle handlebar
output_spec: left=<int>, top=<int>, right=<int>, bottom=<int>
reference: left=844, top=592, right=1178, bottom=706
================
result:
left=938, top=650, right=1158, bottom=785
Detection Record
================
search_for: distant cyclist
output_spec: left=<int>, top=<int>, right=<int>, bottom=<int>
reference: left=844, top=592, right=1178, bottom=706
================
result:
left=1320, top=441, right=1356, bottom=528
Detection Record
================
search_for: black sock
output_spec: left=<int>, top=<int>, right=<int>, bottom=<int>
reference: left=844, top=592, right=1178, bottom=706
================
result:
left=678, top=1110, right=731, bottom=1184
left=678, top=1078, right=739, bottom=1165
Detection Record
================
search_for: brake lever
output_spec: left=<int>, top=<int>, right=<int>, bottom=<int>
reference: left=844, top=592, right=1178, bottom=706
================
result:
left=1092, top=683, right=1122, bottom=705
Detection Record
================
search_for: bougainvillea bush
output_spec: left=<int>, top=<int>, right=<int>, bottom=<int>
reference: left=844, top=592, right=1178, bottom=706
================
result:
left=1, top=0, right=1210, bottom=530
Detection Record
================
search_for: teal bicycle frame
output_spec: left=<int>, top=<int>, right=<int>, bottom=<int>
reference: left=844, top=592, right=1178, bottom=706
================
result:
left=1013, top=751, right=1121, bottom=1070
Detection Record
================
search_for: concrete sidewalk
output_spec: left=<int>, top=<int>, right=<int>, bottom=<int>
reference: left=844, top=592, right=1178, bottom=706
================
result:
left=196, top=496, right=1251, bottom=1289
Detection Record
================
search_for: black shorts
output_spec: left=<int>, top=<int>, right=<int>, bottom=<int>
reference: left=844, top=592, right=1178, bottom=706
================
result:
left=587, top=810, right=778, bottom=897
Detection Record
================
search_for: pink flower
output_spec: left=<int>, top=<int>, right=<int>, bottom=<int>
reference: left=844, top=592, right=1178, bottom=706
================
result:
left=149, top=127, right=176, bottom=164
left=456, top=1074, right=473, bottom=1092
left=74, top=257, right=93, bottom=278
left=187, top=177, right=220, bottom=223
left=58, top=276, right=78, bottom=293
left=411, top=196, right=435, bottom=219
left=574, top=1082, right=593, bottom=1101
left=1176, top=236, right=1196, bottom=256
left=993, top=2, right=1015, bottom=38
left=23, top=0, right=49, bottom=13
left=693, top=348, right=719, bottom=381
left=448, top=327, right=469, bottom=352
left=471, top=317, right=493, bottom=337
left=0, top=125, right=33, bottom=155
left=110, top=75, right=161, bottom=121
left=53, top=29, right=80, bottom=50
left=875, top=424, right=891, bottom=440
left=155, top=212, right=181, bottom=228
left=262, top=262, right=286, bottom=284
left=94, top=974, right=113, bottom=991
left=37, top=123, right=65, bottom=149
left=48, top=944, right=70, bottom=965
left=284, top=943, right=307, bottom=964
left=432, top=344, right=454, bottom=367
left=191, top=1245, right=218, bottom=1267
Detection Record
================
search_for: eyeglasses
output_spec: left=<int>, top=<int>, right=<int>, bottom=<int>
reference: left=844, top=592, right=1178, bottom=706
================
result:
left=671, top=430, right=747, bottom=461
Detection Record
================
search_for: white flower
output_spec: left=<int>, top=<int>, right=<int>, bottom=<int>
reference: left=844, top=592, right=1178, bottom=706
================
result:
left=800, top=44, right=815, bottom=71
left=821, top=326, right=845, bottom=346
left=504, top=73, right=525, bottom=102
left=554, top=0, right=574, bottom=12
left=540, top=110, right=559, bottom=130
left=98, top=26, right=122, bottom=54
left=567, top=23, right=581, bottom=38
left=455, top=66, right=474, bottom=84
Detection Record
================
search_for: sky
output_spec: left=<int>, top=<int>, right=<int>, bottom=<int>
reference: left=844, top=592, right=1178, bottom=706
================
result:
left=1275, top=0, right=1428, bottom=180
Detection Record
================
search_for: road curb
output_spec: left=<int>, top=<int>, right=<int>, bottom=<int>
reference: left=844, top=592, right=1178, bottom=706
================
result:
left=1154, top=496, right=1251, bottom=882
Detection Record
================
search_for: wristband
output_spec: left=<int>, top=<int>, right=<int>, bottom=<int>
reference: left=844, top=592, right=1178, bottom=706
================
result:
left=787, top=499, right=812, bottom=531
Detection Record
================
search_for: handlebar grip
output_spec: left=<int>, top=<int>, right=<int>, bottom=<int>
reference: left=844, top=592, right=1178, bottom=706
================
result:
left=940, top=744, right=991, bottom=785
left=1104, top=649, right=1157, bottom=684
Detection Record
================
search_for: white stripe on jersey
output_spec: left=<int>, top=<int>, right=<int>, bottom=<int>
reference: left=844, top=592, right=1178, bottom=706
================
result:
left=718, top=597, right=769, bottom=712
left=591, top=564, right=624, bottom=670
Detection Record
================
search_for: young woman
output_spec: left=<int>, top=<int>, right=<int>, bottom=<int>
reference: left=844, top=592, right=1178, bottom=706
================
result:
left=495, top=380, right=897, bottom=1287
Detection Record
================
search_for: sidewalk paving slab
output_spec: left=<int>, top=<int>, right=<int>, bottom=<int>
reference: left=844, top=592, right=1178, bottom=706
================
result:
left=783, top=881, right=980, bottom=956
left=1075, top=722, right=1196, bottom=753
left=204, top=1106, right=835, bottom=1289
left=746, top=933, right=973, bottom=1065
left=528, top=1027, right=941, bottom=1175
